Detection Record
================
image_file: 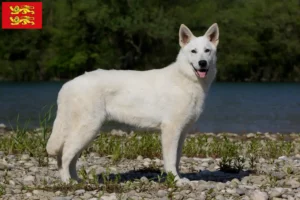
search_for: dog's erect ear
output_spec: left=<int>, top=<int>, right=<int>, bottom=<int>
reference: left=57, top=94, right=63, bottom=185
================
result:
left=179, top=24, right=194, bottom=47
left=204, top=23, right=219, bottom=47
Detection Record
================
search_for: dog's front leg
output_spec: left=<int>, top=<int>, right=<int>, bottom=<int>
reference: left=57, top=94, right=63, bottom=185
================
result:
left=161, top=125, right=183, bottom=179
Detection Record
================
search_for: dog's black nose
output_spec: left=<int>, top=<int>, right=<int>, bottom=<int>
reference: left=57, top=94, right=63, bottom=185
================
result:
left=198, top=60, right=207, bottom=68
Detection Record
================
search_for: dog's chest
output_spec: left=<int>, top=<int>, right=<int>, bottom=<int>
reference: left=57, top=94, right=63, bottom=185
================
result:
left=187, top=88, right=206, bottom=122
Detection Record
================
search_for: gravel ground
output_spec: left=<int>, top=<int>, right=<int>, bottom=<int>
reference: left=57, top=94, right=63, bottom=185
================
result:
left=1, top=131, right=300, bottom=200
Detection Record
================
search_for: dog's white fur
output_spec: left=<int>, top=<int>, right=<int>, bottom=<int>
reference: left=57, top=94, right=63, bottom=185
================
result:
left=46, top=23, right=219, bottom=182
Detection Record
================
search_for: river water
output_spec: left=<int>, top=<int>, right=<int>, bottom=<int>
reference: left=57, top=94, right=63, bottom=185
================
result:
left=0, top=82, right=299, bottom=133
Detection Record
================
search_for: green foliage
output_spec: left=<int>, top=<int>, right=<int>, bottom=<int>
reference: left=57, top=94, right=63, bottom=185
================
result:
left=0, top=184, right=5, bottom=196
left=90, top=133, right=162, bottom=160
left=0, top=0, right=299, bottom=81
left=165, top=172, right=177, bottom=189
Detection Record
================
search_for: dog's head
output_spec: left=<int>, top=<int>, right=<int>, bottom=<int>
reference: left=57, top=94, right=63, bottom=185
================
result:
left=178, top=23, right=219, bottom=79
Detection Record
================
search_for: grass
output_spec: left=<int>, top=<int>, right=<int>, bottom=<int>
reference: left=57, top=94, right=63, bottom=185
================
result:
left=0, top=130, right=299, bottom=168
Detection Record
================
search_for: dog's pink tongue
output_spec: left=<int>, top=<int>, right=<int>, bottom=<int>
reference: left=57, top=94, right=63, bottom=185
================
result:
left=197, top=71, right=206, bottom=78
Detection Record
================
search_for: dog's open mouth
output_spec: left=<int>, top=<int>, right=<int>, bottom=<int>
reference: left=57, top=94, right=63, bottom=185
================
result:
left=195, top=69, right=208, bottom=78
left=191, top=64, right=208, bottom=78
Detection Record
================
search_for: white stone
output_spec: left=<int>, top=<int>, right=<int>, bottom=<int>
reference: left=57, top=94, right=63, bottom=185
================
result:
left=32, top=190, right=41, bottom=195
left=100, top=193, right=117, bottom=200
left=286, top=179, right=300, bottom=189
left=9, top=180, right=15, bottom=186
left=278, top=156, right=288, bottom=160
left=215, top=195, right=225, bottom=200
left=21, top=154, right=30, bottom=160
left=176, top=178, right=190, bottom=187
left=250, top=190, right=268, bottom=200
left=143, top=161, right=150, bottom=167
left=201, top=158, right=214, bottom=164
left=247, top=133, right=256, bottom=138
left=269, top=187, right=285, bottom=198
left=226, top=188, right=237, bottom=194
left=74, top=189, right=85, bottom=195
left=23, top=175, right=35, bottom=183
left=26, top=192, right=32, bottom=197
left=140, top=176, right=149, bottom=183
left=287, top=196, right=295, bottom=200
left=157, top=190, right=168, bottom=197
left=201, top=162, right=209, bottom=167
left=136, top=155, right=143, bottom=161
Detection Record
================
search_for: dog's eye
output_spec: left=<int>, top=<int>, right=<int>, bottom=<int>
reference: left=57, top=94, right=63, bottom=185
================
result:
left=191, top=49, right=197, bottom=53
left=205, top=49, right=210, bottom=53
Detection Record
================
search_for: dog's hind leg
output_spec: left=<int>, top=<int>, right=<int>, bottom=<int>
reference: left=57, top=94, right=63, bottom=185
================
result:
left=60, top=112, right=105, bottom=183
left=57, top=149, right=80, bottom=181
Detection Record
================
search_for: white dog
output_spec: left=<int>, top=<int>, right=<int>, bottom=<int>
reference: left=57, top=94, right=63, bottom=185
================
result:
left=46, top=23, right=219, bottom=182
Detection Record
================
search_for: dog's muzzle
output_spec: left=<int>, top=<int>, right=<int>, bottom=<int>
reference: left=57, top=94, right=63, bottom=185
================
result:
left=191, top=63, right=209, bottom=78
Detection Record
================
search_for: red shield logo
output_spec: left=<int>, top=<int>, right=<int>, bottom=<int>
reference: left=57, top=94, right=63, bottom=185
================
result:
left=2, top=2, right=42, bottom=29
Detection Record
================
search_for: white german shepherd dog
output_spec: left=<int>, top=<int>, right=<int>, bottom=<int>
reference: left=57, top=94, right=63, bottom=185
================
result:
left=46, top=23, right=219, bottom=182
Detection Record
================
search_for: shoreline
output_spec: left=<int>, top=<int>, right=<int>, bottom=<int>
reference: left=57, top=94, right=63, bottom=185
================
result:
left=0, top=122, right=299, bottom=136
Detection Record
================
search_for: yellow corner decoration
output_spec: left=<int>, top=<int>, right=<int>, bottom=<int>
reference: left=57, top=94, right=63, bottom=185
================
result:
left=10, top=16, right=35, bottom=26
left=10, top=5, right=35, bottom=15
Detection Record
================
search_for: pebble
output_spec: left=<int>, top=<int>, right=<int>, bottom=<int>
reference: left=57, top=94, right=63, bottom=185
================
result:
left=110, top=129, right=127, bottom=136
left=278, top=156, right=288, bottom=161
left=269, top=187, right=285, bottom=198
left=95, top=166, right=106, bottom=174
left=140, top=176, right=149, bottom=183
left=9, top=180, right=15, bottom=186
left=26, top=192, right=33, bottom=197
left=100, top=193, right=117, bottom=200
left=272, top=171, right=286, bottom=180
left=175, top=178, right=191, bottom=188
left=21, top=154, right=30, bottom=160
left=201, top=162, right=209, bottom=167
left=247, top=133, right=256, bottom=138
left=286, top=179, right=300, bottom=189
left=74, top=189, right=85, bottom=195
left=216, top=182, right=225, bottom=190
left=157, top=190, right=168, bottom=197
left=143, top=161, right=150, bottom=167
left=32, top=190, right=41, bottom=195
left=0, top=161, right=9, bottom=170
left=236, top=188, right=246, bottom=195
left=215, top=195, right=225, bottom=200
left=52, top=197, right=72, bottom=200
left=137, top=155, right=143, bottom=161
left=23, top=175, right=35, bottom=184
left=250, top=190, right=268, bottom=200
left=13, top=189, right=21, bottom=194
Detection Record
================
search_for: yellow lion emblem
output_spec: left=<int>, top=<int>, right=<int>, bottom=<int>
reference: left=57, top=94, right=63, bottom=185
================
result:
left=10, top=5, right=35, bottom=15
left=10, top=16, right=35, bottom=26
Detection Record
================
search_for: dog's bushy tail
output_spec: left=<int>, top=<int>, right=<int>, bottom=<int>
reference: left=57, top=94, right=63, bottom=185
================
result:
left=46, top=116, right=65, bottom=156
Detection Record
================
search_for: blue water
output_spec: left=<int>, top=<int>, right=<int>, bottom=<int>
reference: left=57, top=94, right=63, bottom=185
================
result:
left=0, top=82, right=300, bottom=133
